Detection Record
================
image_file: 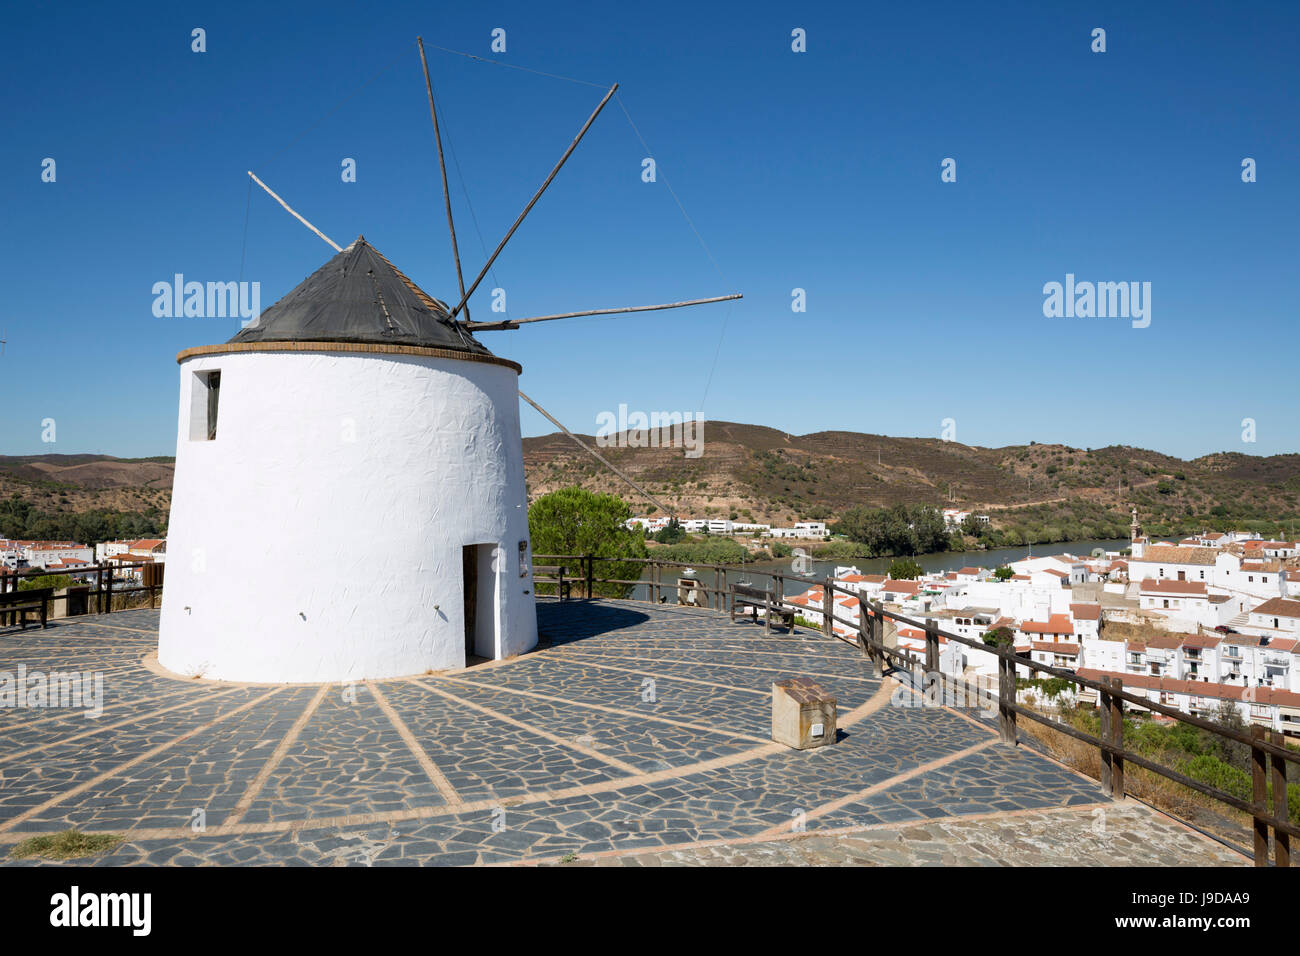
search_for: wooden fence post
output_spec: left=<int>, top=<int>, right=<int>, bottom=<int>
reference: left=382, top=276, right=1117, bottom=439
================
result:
left=1099, top=679, right=1114, bottom=797
left=874, top=610, right=886, bottom=672
left=924, top=618, right=939, bottom=674
left=104, top=566, right=113, bottom=614
left=924, top=618, right=940, bottom=704
left=1252, top=725, right=1269, bottom=867
left=1109, top=677, right=1125, bottom=798
left=95, top=562, right=104, bottom=614
left=1272, top=730, right=1290, bottom=868
left=997, top=651, right=1017, bottom=745
left=715, top=567, right=722, bottom=610
left=822, top=577, right=833, bottom=637
left=584, top=555, right=594, bottom=600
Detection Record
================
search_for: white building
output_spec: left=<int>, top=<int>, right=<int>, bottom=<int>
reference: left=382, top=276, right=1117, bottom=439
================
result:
left=1238, top=597, right=1300, bottom=640
left=23, top=544, right=93, bottom=569
left=1076, top=668, right=1300, bottom=737
left=95, top=539, right=136, bottom=562
left=159, top=238, right=536, bottom=682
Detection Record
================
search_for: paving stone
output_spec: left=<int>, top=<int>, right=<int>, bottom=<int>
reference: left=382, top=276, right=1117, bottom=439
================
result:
left=0, top=601, right=1248, bottom=867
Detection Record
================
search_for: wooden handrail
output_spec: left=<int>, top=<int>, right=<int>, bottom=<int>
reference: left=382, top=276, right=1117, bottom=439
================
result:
left=1, top=560, right=163, bottom=618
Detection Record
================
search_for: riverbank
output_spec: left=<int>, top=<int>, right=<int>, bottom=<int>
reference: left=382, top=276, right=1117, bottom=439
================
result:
left=630, top=538, right=1128, bottom=599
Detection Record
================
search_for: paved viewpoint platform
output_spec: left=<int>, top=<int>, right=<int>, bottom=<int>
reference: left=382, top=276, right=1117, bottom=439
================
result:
left=0, top=600, right=1244, bottom=866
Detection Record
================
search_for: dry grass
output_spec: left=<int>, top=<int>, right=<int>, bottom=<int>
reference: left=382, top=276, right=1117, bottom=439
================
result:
left=10, top=830, right=122, bottom=861
left=1097, top=619, right=1195, bottom=644
left=108, top=590, right=156, bottom=612
left=1017, top=707, right=1250, bottom=847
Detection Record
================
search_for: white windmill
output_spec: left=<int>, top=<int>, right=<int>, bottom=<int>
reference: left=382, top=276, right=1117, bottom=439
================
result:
left=158, top=38, right=739, bottom=683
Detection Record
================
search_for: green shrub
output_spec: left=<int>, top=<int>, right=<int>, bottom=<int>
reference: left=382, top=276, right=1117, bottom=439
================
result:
left=19, top=574, right=74, bottom=591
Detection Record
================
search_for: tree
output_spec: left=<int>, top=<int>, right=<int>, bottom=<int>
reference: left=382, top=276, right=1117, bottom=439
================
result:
left=982, top=626, right=1014, bottom=647
left=1205, top=699, right=1250, bottom=772
left=992, top=566, right=1014, bottom=581
left=887, top=558, right=923, bottom=580
left=653, top=518, right=686, bottom=544
left=832, top=503, right=950, bottom=557
left=528, top=488, right=647, bottom=598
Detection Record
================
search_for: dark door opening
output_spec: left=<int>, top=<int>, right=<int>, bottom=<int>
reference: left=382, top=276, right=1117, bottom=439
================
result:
left=462, top=545, right=478, bottom=660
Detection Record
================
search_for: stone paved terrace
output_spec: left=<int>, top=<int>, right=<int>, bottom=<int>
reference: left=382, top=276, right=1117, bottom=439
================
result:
left=0, top=599, right=1246, bottom=866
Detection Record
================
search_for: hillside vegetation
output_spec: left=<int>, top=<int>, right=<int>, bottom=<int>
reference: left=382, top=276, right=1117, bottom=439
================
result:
left=4, top=427, right=1300, bottom=544
left=523, top=424, right=1300, bottom=542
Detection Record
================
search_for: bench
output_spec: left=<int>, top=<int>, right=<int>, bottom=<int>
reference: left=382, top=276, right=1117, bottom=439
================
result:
left=730, top=583, right=794, bottom=633
left=533, top=566, right=573, bottom=600
left=0, top=587, right=54, bottom=630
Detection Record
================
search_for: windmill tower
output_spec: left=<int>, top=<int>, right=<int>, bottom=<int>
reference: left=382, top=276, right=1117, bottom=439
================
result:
left=158, top=39, right=738, bottom=683
left=159, top=238, right=535, bottom=682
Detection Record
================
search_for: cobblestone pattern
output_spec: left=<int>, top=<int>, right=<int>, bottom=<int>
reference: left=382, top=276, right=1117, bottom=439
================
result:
left=548, top=803, right=1248, bottom=867
left=0, top=600, right=1241, bottom=866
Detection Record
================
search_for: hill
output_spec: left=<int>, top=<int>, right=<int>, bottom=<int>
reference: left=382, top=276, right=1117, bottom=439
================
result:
left=522, top=423, right=1300, bottom=541
left=4, top=427, right=1300, bottom=543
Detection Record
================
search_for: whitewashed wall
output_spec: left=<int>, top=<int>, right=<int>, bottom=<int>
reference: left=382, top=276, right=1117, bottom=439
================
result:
left=159, top=349, right=536, bottom=682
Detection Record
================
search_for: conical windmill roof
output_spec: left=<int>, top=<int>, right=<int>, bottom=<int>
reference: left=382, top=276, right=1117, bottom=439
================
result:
left=228, top=237, right=493, bottom=356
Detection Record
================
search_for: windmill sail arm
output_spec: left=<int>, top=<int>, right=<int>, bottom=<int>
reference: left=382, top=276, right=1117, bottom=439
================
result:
left=247, top=171, right=342, bottom=252
left=517, top=389, right=676, bottom=519
left=448, top=82, right=619, bottom=321
left=465, top=293, right=741, bottom=331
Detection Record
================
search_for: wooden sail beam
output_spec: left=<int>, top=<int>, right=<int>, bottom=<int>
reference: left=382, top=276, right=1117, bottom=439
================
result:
left=465, top=293, right=741, bottom=331
left=517, top=389, right=676, bottom=519
left=247, top=171, right=342, bottom=252
left=417, top=37, right=470, bottom=324
left=448, top=82, right=619, bottom=321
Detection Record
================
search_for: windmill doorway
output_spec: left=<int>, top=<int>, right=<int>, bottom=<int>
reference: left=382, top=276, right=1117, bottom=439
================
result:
left=462, top=543, right=497, bottom=664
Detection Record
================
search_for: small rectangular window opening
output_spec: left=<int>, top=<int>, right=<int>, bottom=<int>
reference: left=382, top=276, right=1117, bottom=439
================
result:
left=190, top=370, right=221, bottom=441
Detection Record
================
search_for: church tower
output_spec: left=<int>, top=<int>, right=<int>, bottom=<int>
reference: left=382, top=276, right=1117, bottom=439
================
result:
left=1129, top=504, right=1146, bottom=559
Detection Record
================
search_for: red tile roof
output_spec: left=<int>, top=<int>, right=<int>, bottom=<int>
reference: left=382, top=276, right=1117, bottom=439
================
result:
left=1250, top=597, right=1300, bottom=619
left=1135, top=545, right=1219, bottom=566
left=1032, top=642, right=1080, bottom=656
left=1076, top=668, right=1300, bottom=707
left=1020, top=614, right=1075, bottom=635
left=1140, top=578, right=1207, bottom=596
left=881, top=580, right=920, bottom=593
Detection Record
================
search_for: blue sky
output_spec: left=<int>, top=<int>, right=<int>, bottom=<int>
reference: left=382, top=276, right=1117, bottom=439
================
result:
left=1, top=0, right=1296, bottom=460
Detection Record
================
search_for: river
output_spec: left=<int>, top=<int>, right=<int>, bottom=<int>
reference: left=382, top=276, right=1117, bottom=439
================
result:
left=628, top=538, right=1128, bottom=602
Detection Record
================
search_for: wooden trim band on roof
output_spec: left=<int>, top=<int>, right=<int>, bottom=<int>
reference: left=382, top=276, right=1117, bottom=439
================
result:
left=176, top=341, right=523, bottom=374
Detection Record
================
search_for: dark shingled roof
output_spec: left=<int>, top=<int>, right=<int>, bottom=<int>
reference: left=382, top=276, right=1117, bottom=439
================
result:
left=229, top=237, right=494, bottom=356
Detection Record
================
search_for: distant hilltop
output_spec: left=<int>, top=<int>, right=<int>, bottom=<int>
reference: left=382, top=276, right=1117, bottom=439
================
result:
left=3, top=426, right=1300, bottom=532
left=521, top=421, right=1300, bottom=529
left=0, top=454, right=175, bottom=490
